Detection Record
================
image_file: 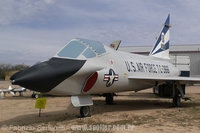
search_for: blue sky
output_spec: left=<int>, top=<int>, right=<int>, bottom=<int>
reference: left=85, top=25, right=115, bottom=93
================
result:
left=1, top=0, right=200, bottom=65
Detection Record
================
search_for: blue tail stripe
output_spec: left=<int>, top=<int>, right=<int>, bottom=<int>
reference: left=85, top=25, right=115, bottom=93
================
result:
left=152, top=41, right=169, bottom=55
left=151, top=15, right=170, bottom=54
left=164, top=14, right=170, bottom=26
left=151, top=26, right=169, bottom=54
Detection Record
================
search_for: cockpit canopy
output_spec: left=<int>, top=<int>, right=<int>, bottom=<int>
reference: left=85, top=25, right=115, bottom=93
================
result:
left=55, top=38, right=106, bottom=59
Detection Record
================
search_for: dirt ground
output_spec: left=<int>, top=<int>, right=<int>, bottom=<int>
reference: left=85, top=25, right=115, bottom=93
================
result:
left=1, top=81, right=200, bottom=133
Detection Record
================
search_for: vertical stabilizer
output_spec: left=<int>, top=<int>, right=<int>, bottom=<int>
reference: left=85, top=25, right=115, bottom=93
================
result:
left=149, top=14, right=171, bottom=59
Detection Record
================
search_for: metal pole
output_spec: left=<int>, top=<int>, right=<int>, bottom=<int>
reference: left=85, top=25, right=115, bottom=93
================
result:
left=39, top=108, right=41, bottom=117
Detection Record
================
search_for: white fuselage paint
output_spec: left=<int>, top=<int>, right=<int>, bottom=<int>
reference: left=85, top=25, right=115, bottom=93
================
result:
left=47, top=46, right=180, bottom=96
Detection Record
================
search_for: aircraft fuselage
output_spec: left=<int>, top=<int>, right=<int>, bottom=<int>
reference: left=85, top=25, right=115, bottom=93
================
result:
left=46, top=47, right=180, bottom=96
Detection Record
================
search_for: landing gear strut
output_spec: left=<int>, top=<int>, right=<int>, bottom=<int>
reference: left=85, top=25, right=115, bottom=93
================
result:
left=173, top=94, right=181, bottom=107
left=105, top=93, right=114, bottom=105
left=172, top=81, right=191, bottom=107
left=80, top=106, right=90, bottom=117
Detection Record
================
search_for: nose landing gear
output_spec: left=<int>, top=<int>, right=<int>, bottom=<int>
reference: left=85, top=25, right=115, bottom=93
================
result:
left=80, top=106, right=90, bottom=117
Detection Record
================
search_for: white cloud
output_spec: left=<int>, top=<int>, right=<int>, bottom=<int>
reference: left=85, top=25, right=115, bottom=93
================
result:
left=1, top=0, right=200, bottom=65
left=0, top=0, right=47, bottom=25
left=44, top=0, right=55, bottom=4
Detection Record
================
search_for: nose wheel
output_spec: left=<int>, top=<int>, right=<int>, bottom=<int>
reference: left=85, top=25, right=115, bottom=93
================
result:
left=80, top=106, right=90, bottom=117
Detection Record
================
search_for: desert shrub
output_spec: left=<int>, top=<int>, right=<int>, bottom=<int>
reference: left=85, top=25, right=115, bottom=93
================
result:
left=0, top=63, right=29, bottom=80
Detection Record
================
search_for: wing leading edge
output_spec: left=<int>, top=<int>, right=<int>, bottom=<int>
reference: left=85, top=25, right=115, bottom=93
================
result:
left=128, top=76, right=200, bottom=84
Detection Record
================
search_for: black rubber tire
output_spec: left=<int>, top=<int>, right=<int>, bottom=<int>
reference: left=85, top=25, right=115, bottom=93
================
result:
left=80, top=106, right=90, bottom=117
left=173, top=95, right=181, bottom=107
left=31, top=94, right=36, bottom=98
left=106, top=93, right=114, bottom=105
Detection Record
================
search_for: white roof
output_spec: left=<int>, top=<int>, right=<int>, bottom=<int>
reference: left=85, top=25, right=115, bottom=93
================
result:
left=118, top=44, right=200, bottom=53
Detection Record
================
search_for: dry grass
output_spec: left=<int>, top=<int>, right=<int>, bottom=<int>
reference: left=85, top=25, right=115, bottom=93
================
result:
left=1, top=83, right=200, bottom=133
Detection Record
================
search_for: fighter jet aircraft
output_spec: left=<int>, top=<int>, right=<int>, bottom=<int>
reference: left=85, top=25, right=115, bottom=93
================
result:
left=0, top=85, right=15, bottom=98
left=0, top=85, right=26, bottom=98
left=10, top=15, right=200, bottom=117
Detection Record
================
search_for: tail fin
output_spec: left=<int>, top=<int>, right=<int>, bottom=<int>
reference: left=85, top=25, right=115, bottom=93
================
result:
left=149, top=14, right=171, bottom=59
left=109, top=40, right=121, bottom=50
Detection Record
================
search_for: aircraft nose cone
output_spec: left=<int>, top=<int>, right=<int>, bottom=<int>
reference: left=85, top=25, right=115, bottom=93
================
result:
left=11, top=62, right=56, bottom=92
left=10, top=58, right=86, bottom=92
